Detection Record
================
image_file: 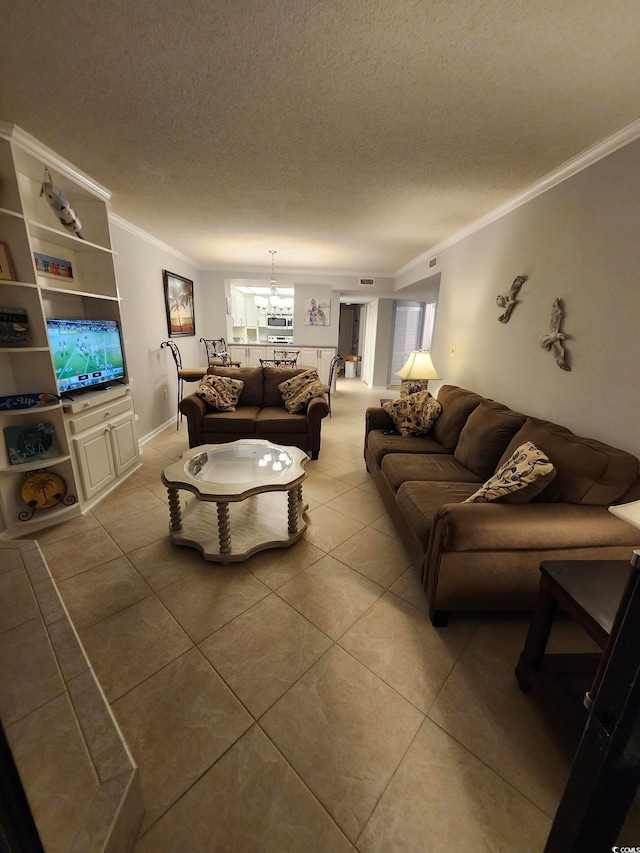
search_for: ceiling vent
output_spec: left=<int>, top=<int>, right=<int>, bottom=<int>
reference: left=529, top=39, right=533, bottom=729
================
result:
left=428, top=256, right=438, bottom=269
left=359, top=277, right=375, bottom=287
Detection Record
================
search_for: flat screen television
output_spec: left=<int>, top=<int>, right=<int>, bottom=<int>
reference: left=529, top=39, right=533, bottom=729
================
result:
left=46, top=318, right=126, bottom=394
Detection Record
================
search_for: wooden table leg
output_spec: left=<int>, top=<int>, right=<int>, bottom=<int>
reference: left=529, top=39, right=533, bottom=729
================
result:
left=287, top=487, right=299, bottom=534
left=515, top=576, right=558, bottom=692
left=216, top=501, right=231, bottom=554
left=167, top=487, right=182, bottom=530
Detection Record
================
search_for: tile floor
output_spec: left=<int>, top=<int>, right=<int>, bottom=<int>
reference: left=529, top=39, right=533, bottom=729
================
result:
left=26, top=378, right=590, bottom=851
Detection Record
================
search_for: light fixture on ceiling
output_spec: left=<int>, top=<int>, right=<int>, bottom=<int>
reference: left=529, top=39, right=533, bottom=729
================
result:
left=396, top=350, right=441, bottom=397
left=268, top=250, right=280, bottom=307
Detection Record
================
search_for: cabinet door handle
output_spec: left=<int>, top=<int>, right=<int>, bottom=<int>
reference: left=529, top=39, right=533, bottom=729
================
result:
left=104, top=411, right=111, bottom=417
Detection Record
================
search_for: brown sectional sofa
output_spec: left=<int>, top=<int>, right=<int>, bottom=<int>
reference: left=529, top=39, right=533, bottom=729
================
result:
left=180, top=365, right=329, bottom=458
left=364, top=385, right=640, bottom=626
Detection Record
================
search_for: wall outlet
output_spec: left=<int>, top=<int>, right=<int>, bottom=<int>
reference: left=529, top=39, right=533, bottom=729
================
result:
left=163, top=389, right=168, bottom=399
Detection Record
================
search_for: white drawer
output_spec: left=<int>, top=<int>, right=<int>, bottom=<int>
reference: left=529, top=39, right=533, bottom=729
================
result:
left=69, top=397, right=132, bottom=434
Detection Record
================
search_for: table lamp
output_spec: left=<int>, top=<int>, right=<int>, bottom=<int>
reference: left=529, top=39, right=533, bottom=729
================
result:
left=396, top=350, right=441, bottom=397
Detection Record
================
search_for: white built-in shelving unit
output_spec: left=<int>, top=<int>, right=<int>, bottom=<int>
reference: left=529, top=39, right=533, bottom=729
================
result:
left=0, top=123, right=140, bottom=538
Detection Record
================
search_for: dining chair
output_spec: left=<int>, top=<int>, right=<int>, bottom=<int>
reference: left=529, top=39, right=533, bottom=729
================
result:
left=200, top=337, right=232, bottom=366
left=161, top=341, right=207, bottom=429
left=272, top=349, right=300, bottom=366
left=324, top=354, right=343, bottom=417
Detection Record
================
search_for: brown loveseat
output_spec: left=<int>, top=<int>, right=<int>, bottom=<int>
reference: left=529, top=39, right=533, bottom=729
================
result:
left=364, top=385, right=640, bottom=626
left=180, top=365, right=329, bottom=458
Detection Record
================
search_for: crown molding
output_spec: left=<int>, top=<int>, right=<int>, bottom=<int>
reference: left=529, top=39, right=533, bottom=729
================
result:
left=108, top=212, right=199, bottom=267
left=200, top=263, right=392, bottom=279
left=0, top=122, right=111, bottom=202
left=395, top=117, right=640, bottom=279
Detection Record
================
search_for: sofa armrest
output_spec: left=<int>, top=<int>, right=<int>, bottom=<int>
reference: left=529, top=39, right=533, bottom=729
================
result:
left=366, top=406, right=394, bottom=434
left=432, top=502, right=640, bottom=552
left=306, top=395, right=330, bottom=455
left=179, top=393, right=207, bottom=447
left=307, top=394, right=330, bottom=420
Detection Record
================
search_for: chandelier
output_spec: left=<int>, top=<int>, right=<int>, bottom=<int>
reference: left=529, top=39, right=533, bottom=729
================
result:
left=268, top=250, right=280, bottom=307
left=254, top=250, right=292, bottom=313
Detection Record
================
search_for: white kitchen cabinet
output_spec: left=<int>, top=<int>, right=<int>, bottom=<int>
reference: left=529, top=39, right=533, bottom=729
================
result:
left=231, top=292, right=245, bottom=326
left=247, top=346, right=267, bottom=367
left=227, top=345, right=267, bottom=367
left=244, top=297, right=258, bottom=326
left=298, top=348, right=336, bottom=384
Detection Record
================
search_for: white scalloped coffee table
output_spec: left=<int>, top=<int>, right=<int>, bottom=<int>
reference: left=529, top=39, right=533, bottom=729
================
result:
left=161, top=439, right=309, bottom=562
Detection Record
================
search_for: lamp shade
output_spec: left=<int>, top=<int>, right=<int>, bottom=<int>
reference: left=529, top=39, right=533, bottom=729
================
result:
left=397, top=351, right=441, bottom=381
left=609, top=500, right=640, bottom=531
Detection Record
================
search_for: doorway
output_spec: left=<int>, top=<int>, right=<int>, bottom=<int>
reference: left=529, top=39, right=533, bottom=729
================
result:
left=389, top=302, right=425, bottom=385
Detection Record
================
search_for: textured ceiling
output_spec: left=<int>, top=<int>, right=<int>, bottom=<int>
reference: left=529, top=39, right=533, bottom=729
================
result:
left=2, top=0, right=640, bottom=275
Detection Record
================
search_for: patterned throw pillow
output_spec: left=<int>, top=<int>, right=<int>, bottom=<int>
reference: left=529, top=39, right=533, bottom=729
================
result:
left=278, top=369, right=326, bottom=413
left=196, top=375, right=244, bottom=411
left=382, top=391, right=442, bottom=437
left=464, top=441, right=556, bottom=503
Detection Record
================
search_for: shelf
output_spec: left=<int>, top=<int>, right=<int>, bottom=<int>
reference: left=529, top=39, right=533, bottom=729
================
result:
left=0, top=454, right=71, bottom=474
left=0, top=280, right=38, bottom=289
left=0, top=207, right=24, bottom=221
left=27, top=220, right=113, bottom=255
left=38, top=283, right=120, bottom=301
left=0, top=404, right=62, bottom=417
left=7, top=500, right=80, bottom=533
left=0, top=346, right=49, bottom=354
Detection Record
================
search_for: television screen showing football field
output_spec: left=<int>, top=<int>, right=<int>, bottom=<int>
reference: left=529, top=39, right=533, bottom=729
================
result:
left=46, top=318, right=125, bottom=393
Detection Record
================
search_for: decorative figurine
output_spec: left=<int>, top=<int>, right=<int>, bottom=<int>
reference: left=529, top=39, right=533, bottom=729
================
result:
left=40, top=167, right=84, bottom=239
left=496, top=275, right=526, bottom=323
left=539, top=297, right=571, bottom=371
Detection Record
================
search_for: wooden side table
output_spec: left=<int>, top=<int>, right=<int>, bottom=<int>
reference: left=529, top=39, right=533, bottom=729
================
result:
left=515, top=559, right=632, bottom=738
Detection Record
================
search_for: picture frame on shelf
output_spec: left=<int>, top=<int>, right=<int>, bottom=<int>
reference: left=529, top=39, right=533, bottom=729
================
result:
left=0, top=306, right=29, bottom=346
left=4, top=422, right=60, bottom=466
left=163, top=270, right=195, bottom=337
left=33, top=252, right=74, bottom=280
left=0, top=241, right=16, bottom=281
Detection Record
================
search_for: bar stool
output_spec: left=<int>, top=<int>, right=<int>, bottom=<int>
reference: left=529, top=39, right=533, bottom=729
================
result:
left=161, top=341, right=207, bottom=429
left=199, top=337, right=242, bottom=367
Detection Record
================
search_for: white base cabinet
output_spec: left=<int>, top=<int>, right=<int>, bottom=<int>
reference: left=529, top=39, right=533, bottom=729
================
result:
left=71, top=402, right=139, bottom=501
left=227, top=346, right=336, bottom=383
left=299, top=348, right=336, bottom=384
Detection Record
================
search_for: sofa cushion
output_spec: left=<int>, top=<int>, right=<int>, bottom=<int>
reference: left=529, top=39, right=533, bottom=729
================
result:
left=263, top=367, right=306, bottom=407
left=256, top=407, right=308, bottom=434
left=278, top=369, right=325, bottom=413
left=465, top=441, right=556, bottom=504
left=454, top=400, right=527, bottom=480
left=201, top=406, right=261, bottom=434
left=395, top=481, right=481, bottom=548
left=382, top=453, right=483, bottom=493
left=196, top=374, right=244, bottom=411
left=207, top=366, right=263, bottom=407
left=430, top=385, right=484, bottom=451
left=498, top=417, right=640, bottom=505
left=367, top=430, right=448, bottom=466
left=382, top=391, right=442, bottom=437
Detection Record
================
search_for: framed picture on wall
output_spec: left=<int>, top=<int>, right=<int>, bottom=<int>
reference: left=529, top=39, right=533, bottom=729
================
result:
left=304, top=297, right=330, bottom=326
left=163, top=270, right=195, bottom=337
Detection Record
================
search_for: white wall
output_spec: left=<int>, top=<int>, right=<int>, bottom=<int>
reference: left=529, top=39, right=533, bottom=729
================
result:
left=397, top=138, right=640, bottom=457
left=111, top=223, right=203, bottom=439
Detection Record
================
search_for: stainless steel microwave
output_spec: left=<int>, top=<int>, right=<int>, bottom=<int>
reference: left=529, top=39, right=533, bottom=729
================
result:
left=267, top=316, right=293, bottom=327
